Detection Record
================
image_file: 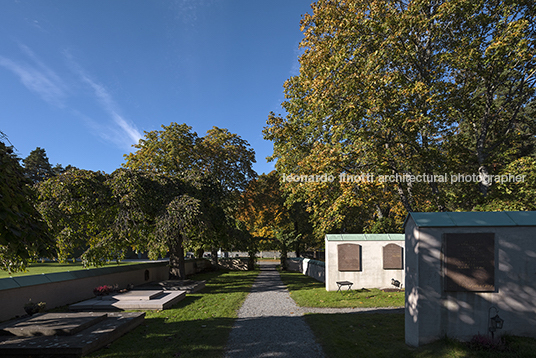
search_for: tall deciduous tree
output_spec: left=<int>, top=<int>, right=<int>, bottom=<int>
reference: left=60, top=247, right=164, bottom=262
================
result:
left=237, top=171, right=317, bottom=268
left=123, top=123, right=256, bottom=265
left=36, top=168, right=202, bottom=278
left=264, top=0, right=535, bottom=234
left=1, top=141, right=53, bottom=272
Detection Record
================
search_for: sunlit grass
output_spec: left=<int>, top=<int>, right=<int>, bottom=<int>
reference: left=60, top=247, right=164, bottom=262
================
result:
left=279, top=270, right=404, bottom=308
left=280, top=270, right=536, bottom=357
left=89, top=269, right=259, bottom=358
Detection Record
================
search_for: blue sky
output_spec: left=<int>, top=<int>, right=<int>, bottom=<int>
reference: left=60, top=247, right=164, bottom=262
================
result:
left=1, top=0, right=312, bottom=175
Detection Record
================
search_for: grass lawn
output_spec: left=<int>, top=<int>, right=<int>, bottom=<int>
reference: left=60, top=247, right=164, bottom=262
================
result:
left=279, top=270, right=404, bottom=308
left=280, top=270, right=536, bottom=358
left=88, top=269, right=259, bottom=358
left=0, top=261, right=141, bottom=278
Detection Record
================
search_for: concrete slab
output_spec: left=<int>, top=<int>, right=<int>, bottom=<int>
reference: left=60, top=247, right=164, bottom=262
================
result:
left=0, top=312, right=144, bottom=357
left=136, top=279, right=206, bottom=293
left=0, top=312, right=107, bottom=337
left=69, top=290, right=186, bottom=311
left=101, top=290, right=161, bottom=301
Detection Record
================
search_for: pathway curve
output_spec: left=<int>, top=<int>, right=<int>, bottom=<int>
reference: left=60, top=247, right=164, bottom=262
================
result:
left=224, top=261, right=325, bottom=358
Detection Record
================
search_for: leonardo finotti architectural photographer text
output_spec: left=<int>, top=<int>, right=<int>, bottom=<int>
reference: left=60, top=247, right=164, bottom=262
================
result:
left=281, top=173, right=526, bottom=184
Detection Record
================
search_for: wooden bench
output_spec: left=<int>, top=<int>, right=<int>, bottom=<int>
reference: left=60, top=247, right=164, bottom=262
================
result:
left=336, top=281, right=353, bottom=293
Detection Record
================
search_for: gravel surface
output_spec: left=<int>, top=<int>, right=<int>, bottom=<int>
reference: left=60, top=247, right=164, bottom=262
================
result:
left=224, top=262, right=325, bottom=358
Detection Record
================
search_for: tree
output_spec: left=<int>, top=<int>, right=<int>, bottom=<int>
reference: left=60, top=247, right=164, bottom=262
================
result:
left=36, top=168, right=203, bottom=278
left=124, top=123, right=257, bottom=265
left=36, top=169, right=115, bottom=263
left=0, top=141, right=53, bottom=272
left=237, top=171, right=318, bottom=268
left=23, top=147, right=54, bottom=183
left=264, top=0, right=535, bottom=234
left=475, top=156, right=536, bottom=211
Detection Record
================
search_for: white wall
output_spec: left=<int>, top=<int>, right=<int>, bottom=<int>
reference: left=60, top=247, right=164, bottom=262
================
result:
left=286, top=258, right=325, bottom=282
left=325, top=236, right=405, bottom=291
left=405, top=216, right=536, bottom=347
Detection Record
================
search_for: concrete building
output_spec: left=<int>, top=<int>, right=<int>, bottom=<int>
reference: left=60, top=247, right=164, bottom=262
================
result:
left=404, top=211, right=536, bottom=347
left=325, top=234, right=405, bottom=291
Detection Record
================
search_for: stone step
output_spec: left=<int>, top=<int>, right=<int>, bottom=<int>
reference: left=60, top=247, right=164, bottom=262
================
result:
left=69, top=290, right=186, bottom=311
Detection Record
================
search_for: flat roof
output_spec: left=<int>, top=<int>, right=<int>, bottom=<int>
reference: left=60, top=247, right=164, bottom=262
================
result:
left=325, top=234, right=405, bottom=241
left=405, top=211, right=536, bottom=228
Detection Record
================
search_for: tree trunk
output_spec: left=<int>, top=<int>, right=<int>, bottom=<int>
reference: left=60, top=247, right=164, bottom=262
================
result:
left=169, top=238, right=186, bottom=280
left=280, top=244, right=288, bottom=271
left=247, top=250, right=256, bottom=270
left=195, top=248, right=204, bottom=259
left=210, top=247, right=218, bottom=267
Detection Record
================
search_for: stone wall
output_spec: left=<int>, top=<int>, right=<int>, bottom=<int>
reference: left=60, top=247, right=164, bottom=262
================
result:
left=0, top=260, right=208, bottom=322
left=286, top=257, right=325, bottom=282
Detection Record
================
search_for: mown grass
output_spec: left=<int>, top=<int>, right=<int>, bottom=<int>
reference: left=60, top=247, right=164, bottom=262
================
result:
left=0, top=261, right=141, bottom=278
left=279, top=270, right=404, bottom=308
left=306, top=313, right=536, bottom=358
left=88, top=269, right=259, bottom=358
left=280, top=270, right=536, bottom=358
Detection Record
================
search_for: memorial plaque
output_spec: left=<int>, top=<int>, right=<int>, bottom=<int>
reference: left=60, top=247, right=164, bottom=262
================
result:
left=383, top=243, right=403, bottom=269
left=337, top=243, right=361, bottom=271
left=443, top=233, right=495, bottom=292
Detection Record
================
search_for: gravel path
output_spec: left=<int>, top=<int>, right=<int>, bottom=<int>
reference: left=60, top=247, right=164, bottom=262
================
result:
left=224, top=262, right=404, bottom=358
left=224, top=262, right=325, bottom=358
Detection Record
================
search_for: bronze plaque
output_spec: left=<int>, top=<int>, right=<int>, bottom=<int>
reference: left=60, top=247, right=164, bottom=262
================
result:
left=383, top=243, right=403, bottom=269
left=338, top=243, right=361, bottom=271
left=444, top=233, right=495, bottom=292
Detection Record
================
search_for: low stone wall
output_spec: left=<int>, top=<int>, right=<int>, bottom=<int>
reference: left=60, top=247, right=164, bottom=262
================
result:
left=0, top=261, right=171, bottom=322
left=217, top=258, right=251, bottom=271
left=184, top=258, right=212, bottom=275
left=286, top=258, right=325, bottom=282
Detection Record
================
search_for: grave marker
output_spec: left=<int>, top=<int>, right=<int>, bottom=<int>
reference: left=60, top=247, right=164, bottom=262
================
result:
left=383, top=243, right=403, bottom=270
left=337, top=243, right=361, bottom=271
left=443, top=233, right=495, bottom=292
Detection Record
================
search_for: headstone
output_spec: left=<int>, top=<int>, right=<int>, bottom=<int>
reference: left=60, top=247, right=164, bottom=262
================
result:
left=337, top=243, right=361, bottom=271
left=383, top=243, right=403, bottom=269
left=443, top=233, right=495, bottom=292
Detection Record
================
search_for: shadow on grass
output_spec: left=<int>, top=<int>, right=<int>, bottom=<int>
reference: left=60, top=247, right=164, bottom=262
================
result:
left=90, top=315, right=236, bottom=358
left=89, top=269, right=260, bottom=358
left=305, top=313, right=536, bottom=358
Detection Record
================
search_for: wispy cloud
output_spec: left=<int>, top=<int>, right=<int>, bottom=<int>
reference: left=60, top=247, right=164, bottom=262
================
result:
left=76, top=69, right=142, bottom=146
left=0, top=44, right=68, bottom=107
left=0, top=44, right=142, bottom=151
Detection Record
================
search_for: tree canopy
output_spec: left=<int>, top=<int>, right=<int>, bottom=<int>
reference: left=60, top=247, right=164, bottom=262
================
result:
left=123, top=123, right=257, bottom=263
left=36, top=168, right=203, bottom=278
left=23, top=147, right=54, bottom=184
left=264, top=0, right=535, bottom=237
left=0, top=141, right=53, bottom=272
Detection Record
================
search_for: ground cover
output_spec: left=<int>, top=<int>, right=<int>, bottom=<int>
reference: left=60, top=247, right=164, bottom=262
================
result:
left=0, top=261, right=140, bottom=278
left=280, top=270, right=536, bottom=357
left=88, top=269, right=259, bottom=358
left=305, top=313, right=536, bottom=358
left=279, top=270, right=404, bottom=308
